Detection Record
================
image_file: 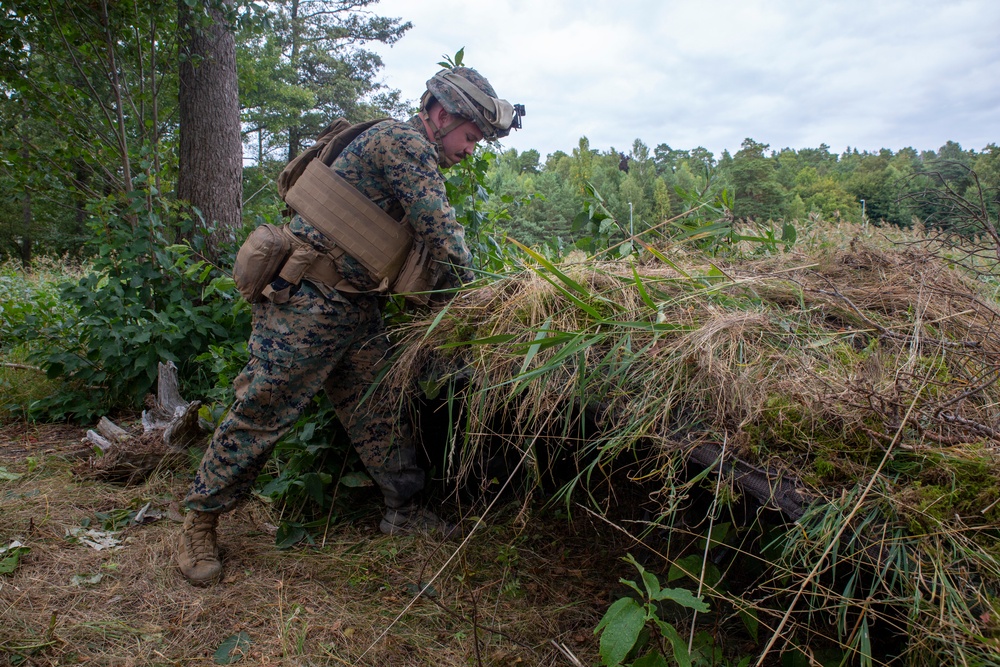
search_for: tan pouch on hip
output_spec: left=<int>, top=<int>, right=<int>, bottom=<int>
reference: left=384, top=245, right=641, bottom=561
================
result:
left=233, top=224, right=292, bottom=303
left=392, top=242, right=440, bottom=306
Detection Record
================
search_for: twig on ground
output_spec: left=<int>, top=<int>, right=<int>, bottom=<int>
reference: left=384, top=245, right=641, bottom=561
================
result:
left=0, top=363, right=43, bottom=372
left=549, top=639, right=586, bottom=666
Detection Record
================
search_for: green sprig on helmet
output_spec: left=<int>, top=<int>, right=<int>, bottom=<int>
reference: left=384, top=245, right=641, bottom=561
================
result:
left=420, top=67, right=523, bottom=142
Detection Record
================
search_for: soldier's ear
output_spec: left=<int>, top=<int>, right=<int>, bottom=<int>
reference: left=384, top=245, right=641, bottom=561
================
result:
left=432, top=104, right=452, bottom=128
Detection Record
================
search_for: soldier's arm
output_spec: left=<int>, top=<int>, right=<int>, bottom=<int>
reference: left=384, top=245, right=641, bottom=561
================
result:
left=375, top=132, right=475, bottom=290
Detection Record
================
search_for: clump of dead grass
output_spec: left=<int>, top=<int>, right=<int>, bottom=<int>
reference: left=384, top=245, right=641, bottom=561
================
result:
left=387, top=234, right=1000, bottom=663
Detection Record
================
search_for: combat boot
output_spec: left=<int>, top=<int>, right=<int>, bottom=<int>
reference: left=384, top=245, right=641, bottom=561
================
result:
left=177, top=510, right=222, bottom=586
left=380, top=504, right=457, bottom=538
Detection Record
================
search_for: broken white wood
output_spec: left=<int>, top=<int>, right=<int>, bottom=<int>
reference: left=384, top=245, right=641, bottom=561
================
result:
left=142, top=361, right=189, bottom=429
left=84, top=430, right=114, bottom=453
left=96, top=417, right=130, bottom=443
left=140, top=361, right=202, bottom=450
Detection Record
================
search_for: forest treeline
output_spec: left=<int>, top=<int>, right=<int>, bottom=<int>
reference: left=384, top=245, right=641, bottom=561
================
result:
left=484, top=137, right=1000, bottom=249
left=1, top=1, right=997, bottom=264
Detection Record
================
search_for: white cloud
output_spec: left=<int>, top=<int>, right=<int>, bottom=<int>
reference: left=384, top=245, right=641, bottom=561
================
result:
left=369, top=0, right=999, bottom=158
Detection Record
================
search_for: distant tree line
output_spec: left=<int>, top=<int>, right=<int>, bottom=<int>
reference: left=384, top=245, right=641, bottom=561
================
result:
left=484, top=137, right=1000, bottom=249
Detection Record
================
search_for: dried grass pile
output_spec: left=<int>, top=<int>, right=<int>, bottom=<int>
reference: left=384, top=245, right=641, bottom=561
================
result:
left=389, top=238, right=1000, bottom=663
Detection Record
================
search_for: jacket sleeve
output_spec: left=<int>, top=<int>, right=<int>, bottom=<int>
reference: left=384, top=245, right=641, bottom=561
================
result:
left=372, top=131, right=475, bottom=290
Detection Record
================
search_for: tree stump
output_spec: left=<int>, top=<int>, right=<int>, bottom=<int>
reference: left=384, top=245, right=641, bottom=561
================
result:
left=77, top=361, right=208, bottom=484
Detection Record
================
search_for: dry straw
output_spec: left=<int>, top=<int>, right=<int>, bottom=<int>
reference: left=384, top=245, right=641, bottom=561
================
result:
left=387, top=234, right=1000, bottom=663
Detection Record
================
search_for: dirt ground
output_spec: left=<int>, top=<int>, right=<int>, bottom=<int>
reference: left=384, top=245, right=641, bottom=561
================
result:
left=0, top=423, right=631, bottom=667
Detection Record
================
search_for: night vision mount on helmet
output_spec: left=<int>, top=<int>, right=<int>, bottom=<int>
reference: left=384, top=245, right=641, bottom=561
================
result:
left=420, top=67, right=524, bottom=142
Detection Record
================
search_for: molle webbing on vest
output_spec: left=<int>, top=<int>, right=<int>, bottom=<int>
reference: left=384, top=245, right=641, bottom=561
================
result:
left=284, top=159, right=414, bottom=285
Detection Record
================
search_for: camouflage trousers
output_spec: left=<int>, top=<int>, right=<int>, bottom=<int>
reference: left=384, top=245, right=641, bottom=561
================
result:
left=185, top=282, right=423, bottom=514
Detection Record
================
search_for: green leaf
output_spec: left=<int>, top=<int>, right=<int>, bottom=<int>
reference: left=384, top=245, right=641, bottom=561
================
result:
left=299, top=421, right=316, bottom=442
left=698, top=522, right=730, bottom=549
left=213, top=631, right=251, bottom=664
left=572, top=210, right=592, bottom=233
left=631, top=265, right=658, bottom=310
left=780, top=647, right=811, bottom=667
left=419, top=378, right=443, bottom=399
left=275, top=523, right=306, bottom=549
left=649, top=586, right=710, bottom=613
left=858, top=616, right=872, bottom=664
left=738, top=607, right=759, bottom=642
left=668, top=555, right=699, bottom=582
left=640, top=568, right=661, bottom=598
left=437, top=332, right=519, bottom=349
left=338, top=472, right=373, bottom=488
left=519, top=316, right=552, bottom=375
left=656, top=620, right=692, bottom=667
left=260, top=476, right=290, bottom=497
left=0, top=547, right=29, bottom=574
left=632, top=649, right=669, bottom=667
left=782, top=221, right=798, bottom=245
left=422, top=299, right=453, bottom=341
left=668, top=550, right=721, bottom=587
left=302, top=473, right=328, bottom=505
left=0, top=468, right=23, bottom=481
left=595, top=597, right=645, bottom=666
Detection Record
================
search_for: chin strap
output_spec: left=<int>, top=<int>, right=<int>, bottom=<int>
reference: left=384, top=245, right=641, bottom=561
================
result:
left=419, top=110, right=467, bottom=167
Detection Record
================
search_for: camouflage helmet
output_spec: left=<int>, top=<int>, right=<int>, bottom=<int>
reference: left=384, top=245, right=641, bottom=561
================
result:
left=420, top=67, right=521, bottom=141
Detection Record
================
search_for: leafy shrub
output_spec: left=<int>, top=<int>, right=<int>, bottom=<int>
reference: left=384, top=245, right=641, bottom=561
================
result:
left=253, top=394, right=374, bottom=547
left=595, top=554, right=710, bottom=667
left=0, top=259, right=82, bottom=420
left=0, top=258, right=79, bottom=353
left=15, top=190, right=251, bottom=421
left=445, top=149, right=531, bottom=274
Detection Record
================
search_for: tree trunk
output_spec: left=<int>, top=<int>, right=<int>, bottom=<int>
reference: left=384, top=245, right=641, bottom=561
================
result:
left=286, top=0, right=301, bottom=162
left=177, top=0, right=242, bottom=260
left=19, top=141, right=31, bottom=267
left=20, top=189, right=32, bottom=267
left=72, top=158, right=90, bottom=257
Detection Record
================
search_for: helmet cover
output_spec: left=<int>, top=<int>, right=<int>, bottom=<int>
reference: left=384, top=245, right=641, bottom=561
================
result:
left=422, top=67, right=516, bottom=140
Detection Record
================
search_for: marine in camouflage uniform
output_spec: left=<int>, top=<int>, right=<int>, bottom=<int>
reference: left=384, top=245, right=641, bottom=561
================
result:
left=177, top=67, right=521, bottom=586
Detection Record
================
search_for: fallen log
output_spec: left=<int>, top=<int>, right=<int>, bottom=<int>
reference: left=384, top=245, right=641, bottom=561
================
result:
left=687, top=441, right=807, bottom=520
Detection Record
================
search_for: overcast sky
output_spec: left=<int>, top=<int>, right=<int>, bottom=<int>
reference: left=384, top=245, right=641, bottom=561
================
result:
left=368, top=0, right=999, bottom=161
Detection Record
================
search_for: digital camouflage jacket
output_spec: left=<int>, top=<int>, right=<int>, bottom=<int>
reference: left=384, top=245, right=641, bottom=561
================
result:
left=288, top=115, right=475, bottom=293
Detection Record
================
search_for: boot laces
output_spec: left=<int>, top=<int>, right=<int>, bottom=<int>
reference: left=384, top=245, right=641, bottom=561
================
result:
left=186, top=514, right=217, bottom=561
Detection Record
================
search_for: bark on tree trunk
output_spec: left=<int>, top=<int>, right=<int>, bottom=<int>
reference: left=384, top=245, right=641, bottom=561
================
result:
left=20, top=189, right=31, bottom=267
left=286, top=0, right=301, bottom=162
left=19, top=146, right=31, bottom=267
left=177, top=0, right=242, bottom=260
